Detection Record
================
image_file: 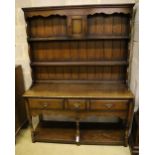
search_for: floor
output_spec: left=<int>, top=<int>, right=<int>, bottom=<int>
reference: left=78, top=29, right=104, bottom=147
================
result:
left=15, top=127, right=131, bottom=155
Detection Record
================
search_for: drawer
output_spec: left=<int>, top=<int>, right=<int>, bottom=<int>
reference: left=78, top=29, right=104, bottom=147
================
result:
left=90, top=100, right=128, bottom=111
left=28, top=99, right=64, bottom=110
left=66, top=99, right=86, bottom=110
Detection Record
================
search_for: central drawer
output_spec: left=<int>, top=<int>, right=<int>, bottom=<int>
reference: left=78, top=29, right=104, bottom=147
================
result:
left=29, top=99, right=64, bottom=110
left=90, top=100, right=128, bottom=111
left=65, top=99, right=87, bottom=110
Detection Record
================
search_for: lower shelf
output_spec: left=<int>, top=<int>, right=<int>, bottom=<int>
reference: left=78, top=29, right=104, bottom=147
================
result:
left=80, top=122, right=124, bottom=145
left=33, top=121, right=125, bottom=145
left=80, top=129, right=124, bottom=145
left=35, top=121, right=76, bottom=143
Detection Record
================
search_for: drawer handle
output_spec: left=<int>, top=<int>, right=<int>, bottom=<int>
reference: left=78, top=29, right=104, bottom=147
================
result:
left=74, top=103, right=80, bottom=109
left=105, top=103, right=113, bottom=109
left=43, top=103, right=48, bottom=108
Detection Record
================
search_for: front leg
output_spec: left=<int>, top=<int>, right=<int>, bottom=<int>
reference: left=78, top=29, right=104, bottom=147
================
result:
left=124, top=99, right=135, bottom=147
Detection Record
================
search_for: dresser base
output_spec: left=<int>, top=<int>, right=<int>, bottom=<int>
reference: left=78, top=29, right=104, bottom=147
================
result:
left=24, top=83, right=134, bottom=146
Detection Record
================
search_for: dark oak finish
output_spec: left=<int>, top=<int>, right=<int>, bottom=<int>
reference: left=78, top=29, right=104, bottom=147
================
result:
left=15, top=65, right=28, bottom=136
left=22, top=4, right=135, bottom=146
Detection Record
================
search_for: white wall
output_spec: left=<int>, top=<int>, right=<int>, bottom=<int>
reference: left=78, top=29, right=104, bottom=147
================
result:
left=15, top=0, right=138, bottom=109
left=129, top=2, right=139, bottom=111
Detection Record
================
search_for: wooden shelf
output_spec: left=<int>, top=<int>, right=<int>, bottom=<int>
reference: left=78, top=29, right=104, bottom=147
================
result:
left=80, top=128, right=124, bottom=145
left=34, top=121, right=76, bottom=143
left=80, top=122, right=124, bottom=145
left=28, top=35, right=129, bottom=42
left=34, top=121, right=124, bottom=145
left=31, top=61, right=128, bottom=66
left=23, top=83, right=134, bottom=99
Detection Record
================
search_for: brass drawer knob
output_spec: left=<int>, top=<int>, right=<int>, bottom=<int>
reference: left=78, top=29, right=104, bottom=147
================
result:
left=74, top=103, right=80, bottom=109
left=43, top=103, right=48, bottom=108
left=105, top=103, right=113, bottom=109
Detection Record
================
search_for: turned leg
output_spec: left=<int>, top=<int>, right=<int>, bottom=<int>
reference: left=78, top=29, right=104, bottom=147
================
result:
left=124, top=99, right=135, bottom=147
left=25, top=99, right=35, bottom=143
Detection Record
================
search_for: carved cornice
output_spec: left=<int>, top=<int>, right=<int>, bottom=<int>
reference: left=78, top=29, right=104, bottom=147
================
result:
left=23, top=4, right=134, bottom=19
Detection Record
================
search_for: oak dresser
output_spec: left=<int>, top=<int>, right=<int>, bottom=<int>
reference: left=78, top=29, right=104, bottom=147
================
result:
left=22, top=4, right=135, bottom=146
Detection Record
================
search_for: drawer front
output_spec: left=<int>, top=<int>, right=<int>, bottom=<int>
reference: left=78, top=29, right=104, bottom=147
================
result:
left=90, top=100, right=128, bottom=111
left=66, top=99, right=86, bottom=110
left=29, top=99, right=63, bottom=110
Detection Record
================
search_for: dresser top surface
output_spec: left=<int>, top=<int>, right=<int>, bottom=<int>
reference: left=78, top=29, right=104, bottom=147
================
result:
left=22, top=3, right=135, bottom=10
left=24, top=83, right=134, bottom=99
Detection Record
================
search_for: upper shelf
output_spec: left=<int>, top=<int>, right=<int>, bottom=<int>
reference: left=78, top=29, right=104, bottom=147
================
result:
left=28, top=35, right=129, bottom=42
left=31, top=61, right=128, bottom=66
